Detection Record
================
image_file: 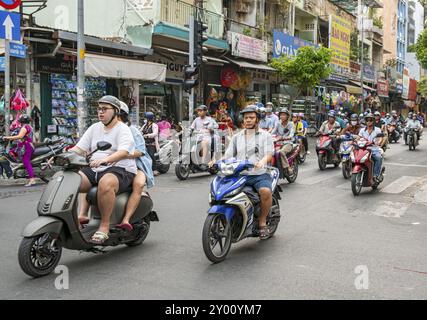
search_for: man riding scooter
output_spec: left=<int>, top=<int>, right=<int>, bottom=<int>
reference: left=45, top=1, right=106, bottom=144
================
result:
left=209, top=105, right=274, bottom=240
left=357, top=113, right=384, bottom=183
left=405, top=112, right=423, bottom=144
left=272, top=108, right=295, bottom=175
left=70, top=95, right=137, bottom=244
left=190, top=105, right=219, bottom=169
left=319, top=111, right=342, bottom=157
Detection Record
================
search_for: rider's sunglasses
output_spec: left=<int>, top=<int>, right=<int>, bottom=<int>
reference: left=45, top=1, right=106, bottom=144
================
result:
left=97, top=107, right=114, bottom=113
left=366, top=119, right=373, bottom=122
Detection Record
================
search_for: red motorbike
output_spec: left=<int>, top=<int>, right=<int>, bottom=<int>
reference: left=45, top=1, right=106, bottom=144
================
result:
left=271, top=135, right=299, bottom=183
left=315, top=131, right=341, bottom=170
left=350, top=138, right=385, bottom=196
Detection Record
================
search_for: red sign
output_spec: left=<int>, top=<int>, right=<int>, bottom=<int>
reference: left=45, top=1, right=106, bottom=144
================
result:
left=0, top=0, right=21, bottom=10
left=377, top=79, right=389, bottom=97
left=408, top=79, right=417, bottom=101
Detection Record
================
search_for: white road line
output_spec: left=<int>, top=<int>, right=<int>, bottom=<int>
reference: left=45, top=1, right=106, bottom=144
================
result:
left=380, top=176, right=422, bottom=194
left=385, top=162, right=427, bottom=169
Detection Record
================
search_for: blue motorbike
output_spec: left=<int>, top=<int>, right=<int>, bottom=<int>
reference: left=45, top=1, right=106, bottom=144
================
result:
left=339, top=133, right=356, bottom=179
left=202, top=159, right=282, bottom=263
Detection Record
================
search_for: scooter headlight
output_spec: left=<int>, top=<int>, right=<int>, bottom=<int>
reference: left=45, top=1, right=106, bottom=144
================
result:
left=219, top=162, right=239, bottom=176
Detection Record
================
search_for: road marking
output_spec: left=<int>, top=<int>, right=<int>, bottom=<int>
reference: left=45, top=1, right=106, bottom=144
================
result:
left=380, top=176, right=421, bottom=194
left=385, top=162, right=427, bottom=169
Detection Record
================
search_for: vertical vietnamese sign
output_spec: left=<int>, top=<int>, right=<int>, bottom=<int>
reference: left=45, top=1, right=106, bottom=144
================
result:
left=329, top=15, right=351, bottom=72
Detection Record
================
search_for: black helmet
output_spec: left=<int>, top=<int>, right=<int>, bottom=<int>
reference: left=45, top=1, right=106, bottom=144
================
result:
left=196, top=104, right=208, bottom=111
left=240, top=105, right=260, bottom=119
left=278, top=107, right=290, bottom=117
left=18, top=114, right=30, bottom=124
left=98, top=95, right=121, bottom=112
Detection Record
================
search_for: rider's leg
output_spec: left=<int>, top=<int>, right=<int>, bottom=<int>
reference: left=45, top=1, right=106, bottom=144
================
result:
left=77, top=171, right=93, bottom=221
left=120, top=170, right=146, bottom=226
left=303, top=136, right=308, bottom=152
left=259, top=187, right=272, bottom=228
left=279, top=144, right=292, bottom=169
left=96, top=173, right=120, bottom=234
left=22, top=144, right=36, bottom=185
left=372, top=151, right=382, bottom=178
left=146, top=145, right=158, bottom=174
left=201, top=139, right=209, bottom=164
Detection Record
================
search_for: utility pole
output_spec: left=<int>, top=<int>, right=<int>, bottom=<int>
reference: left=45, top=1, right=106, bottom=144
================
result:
left=4, top=37, right=10, bottom=135
left=188, top=15, right=195, bottom=123
left=359, top=0, right=365, bottom=113
left=77, top=0, right=86, bottom=136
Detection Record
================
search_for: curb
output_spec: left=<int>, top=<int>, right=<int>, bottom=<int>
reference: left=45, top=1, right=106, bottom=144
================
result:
left=0, top=178, right=43, bottom=187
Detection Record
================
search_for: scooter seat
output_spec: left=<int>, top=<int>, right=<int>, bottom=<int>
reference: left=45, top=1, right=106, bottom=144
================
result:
left=86, top=186, right=133, bottom=205
left=32, top=146, right=52, bottom=158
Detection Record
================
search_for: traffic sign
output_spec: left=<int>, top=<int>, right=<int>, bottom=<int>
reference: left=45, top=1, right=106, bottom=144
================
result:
left=0, top=57, right=5, bottom=71
left=0, top=10, right=20, bottom=41
left=0, top=0, right=21, bottom=10
left=9, top=41, right=25, bottom=58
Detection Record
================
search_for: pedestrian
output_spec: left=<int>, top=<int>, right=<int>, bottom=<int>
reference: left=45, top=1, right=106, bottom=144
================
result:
left=2, top=115, right=36, bottom=186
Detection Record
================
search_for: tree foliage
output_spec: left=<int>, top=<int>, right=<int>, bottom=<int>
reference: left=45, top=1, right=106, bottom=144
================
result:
left=417, top=76, right=427, bottom=98
left=270, top=46, right=333, bottom=102
left=414, top=28, right=427, bottom=69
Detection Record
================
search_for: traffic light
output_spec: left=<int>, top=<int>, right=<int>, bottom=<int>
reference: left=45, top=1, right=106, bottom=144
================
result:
left=183, top=65, right=199, bottom=92
left=194, top=20, right=208, bottom=66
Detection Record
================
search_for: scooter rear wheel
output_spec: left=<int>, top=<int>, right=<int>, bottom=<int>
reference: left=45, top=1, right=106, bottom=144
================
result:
left=202, top=214, right=232, bottom=263
left=126, top=220, right=150, bottom=247
left=342, top=161, right=351, bottom=179
left=157, top=163, right=170, bottom=174
left=175, top=163, right=190, bottom=180
left=18, top=233, right=62, bottom=278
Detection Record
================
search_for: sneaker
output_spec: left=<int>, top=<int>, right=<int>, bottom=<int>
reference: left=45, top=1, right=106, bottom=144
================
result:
left=307, top=151, right=311, bottom=155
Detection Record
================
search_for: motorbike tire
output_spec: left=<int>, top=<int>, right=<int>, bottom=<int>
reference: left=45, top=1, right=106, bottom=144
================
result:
left=351, top=172, right=363, bottom=196
left=126, top=220, right=150, bottom=247
left=157, top=163, right=170, bottom=174
left=342, top=162, right=351, bottom=179
left=266, top=196, right=281, bottom=237
left=18, top=233, right=62, bottom=278
left=202, top=214, right=232, bottom=263
left=175, top=163, right=190, bottom=180
left=318, top=154, right=327, bottom=171
left=285, top=162, right=298, bottom=183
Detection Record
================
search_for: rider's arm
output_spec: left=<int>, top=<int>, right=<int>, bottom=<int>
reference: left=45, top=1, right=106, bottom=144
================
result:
left=4, top=126, right=28, bottom=140
left=71, top=125, right=94, bottom=156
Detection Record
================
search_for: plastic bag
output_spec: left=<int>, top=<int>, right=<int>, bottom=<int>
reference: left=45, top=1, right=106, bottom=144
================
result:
left=11, top=89, right=30, bottom=111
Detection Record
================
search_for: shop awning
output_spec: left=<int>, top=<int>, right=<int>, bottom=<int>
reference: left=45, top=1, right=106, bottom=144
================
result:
left=154, top=46, right=229, bottom=65
left=85, top=53, right=166, bottom=81
left=225, top=57, right=276, bottom=72
left=344, top=84, right=363, bottom=94
left=348, top=80, right=376, bottom=91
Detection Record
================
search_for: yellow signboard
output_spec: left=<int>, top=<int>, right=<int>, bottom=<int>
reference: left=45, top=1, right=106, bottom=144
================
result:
left=329, top=15, right=351, bottom=70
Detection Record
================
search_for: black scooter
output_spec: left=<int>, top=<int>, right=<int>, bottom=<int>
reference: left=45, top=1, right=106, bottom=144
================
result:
left=18, top=142, right=159, bottom=278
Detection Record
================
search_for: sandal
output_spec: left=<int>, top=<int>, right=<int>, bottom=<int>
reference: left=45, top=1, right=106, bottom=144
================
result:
left=259, top=226, right=270, bottom=240
left=116, top=223, right=133, bottom=232
left=90, top=231, right=109, bottom=244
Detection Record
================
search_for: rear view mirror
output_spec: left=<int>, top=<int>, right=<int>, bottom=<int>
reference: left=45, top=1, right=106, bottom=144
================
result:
left=97, top=141, right=112, bottom=151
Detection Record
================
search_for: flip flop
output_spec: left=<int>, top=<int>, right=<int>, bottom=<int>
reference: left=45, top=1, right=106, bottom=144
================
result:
left=90, top=231, right=109, bottom=244
left=116, top=223, right=133, bottom=232
left=259, top=226, right=270, bottom=240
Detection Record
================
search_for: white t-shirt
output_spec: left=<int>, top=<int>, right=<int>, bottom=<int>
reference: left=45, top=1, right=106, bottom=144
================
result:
left=76, top=121, right=137, bottom=174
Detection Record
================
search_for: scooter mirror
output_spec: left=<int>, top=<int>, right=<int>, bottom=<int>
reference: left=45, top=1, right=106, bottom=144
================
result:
left=97, top=141, right=112, bottom=151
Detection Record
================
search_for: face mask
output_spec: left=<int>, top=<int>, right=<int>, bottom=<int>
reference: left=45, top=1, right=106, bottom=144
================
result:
left=351, top=121, right=357, bottom=126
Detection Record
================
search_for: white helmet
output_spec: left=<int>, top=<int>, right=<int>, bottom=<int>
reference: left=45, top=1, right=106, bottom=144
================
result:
left=119, top=101, right=129, bottom=115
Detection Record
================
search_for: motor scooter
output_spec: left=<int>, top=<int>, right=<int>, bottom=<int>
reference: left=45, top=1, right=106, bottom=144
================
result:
left=315, top=131, right=341, bottom=170
left=18, top=141, right=159, bottom=278
left=271, top=135, right=299, bottom=183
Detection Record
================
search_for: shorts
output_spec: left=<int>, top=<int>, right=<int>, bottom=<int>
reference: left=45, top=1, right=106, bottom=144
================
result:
left=244, top=173, right=273, bottom=192
left=80, top=166, right=135, bottom=194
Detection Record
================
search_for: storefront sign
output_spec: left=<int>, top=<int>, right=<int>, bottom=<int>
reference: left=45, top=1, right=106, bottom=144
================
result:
left=377, top=79, right=389, bottom=97
left=402, top=75, right=410, bottom=99
left=408, top=78, right=417, bottom=101
left=35, top=55, right=75, bottom=74
left=329, top=15, right=351, bottom=70
left=229, top=32, right=267, bottom=62
left=348, top=61, right=361, bottom=80
left=146, top=53, right=187, bottom=81
left=363, top=64, right=375, bottom=82
left=272, top=30, right=315, bottom=58
left=328, top=73, right=348, bottom=83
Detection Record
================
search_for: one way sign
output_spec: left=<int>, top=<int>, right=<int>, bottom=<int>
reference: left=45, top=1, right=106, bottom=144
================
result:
left=0, top=10, right=20, bottom=41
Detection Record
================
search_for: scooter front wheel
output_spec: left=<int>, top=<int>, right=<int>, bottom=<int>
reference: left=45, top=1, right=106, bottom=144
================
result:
left=351, top=172, right=363, bottom=196
left=342, top=161, right=351, bottom=179
left=175, top=163, right=190, bottom=180
left=318, top=154, right=327, bottom=170
left=18, top=233, right=62, bottom=278
left=202, top=214, right=232, bottom=263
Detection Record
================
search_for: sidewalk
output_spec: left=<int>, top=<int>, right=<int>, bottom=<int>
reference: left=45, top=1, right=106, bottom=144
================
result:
left=0, top=177, right=43, bottom=187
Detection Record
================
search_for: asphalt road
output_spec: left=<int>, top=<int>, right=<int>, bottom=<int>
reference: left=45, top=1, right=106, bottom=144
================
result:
left=1, top=137, right=427, bottom=300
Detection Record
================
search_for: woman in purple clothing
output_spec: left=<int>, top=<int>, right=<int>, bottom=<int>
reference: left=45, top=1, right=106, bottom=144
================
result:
left=3, top=114, right=36, bottom=186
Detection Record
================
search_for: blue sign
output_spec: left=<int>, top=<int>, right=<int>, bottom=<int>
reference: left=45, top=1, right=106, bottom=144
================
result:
left=9, top=42, right=25, bottom=58
left=0, top=10, right=20, bottom=41
left=363, top=64, right=376, bottom=82
left=0, top=56, right=5, bottom=71
left=273, top=30, right=315, bottom=58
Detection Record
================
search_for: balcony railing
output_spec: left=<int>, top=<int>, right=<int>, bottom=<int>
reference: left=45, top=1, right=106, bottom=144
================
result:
left=226, top=19, right=264, bottom=40
left=160, top=0, right=224, bottom=39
